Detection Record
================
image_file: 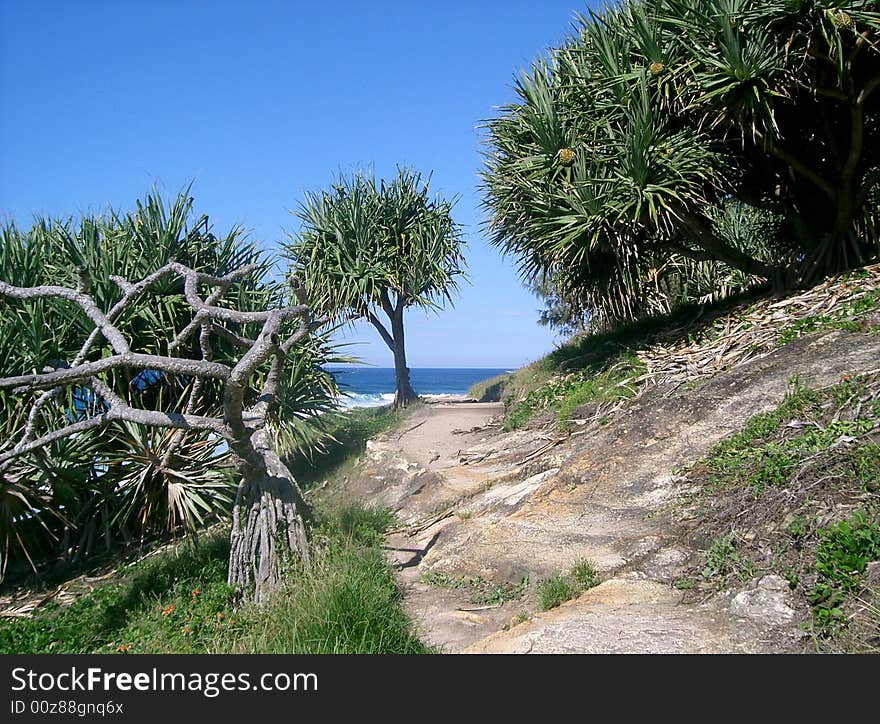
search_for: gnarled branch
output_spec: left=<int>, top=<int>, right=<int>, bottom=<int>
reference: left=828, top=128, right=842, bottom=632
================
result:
left=0, top=353, right=231, bottom=392
left=0, top=264, right=311, bottom=471
left=0, top=281, right=130, bottom=354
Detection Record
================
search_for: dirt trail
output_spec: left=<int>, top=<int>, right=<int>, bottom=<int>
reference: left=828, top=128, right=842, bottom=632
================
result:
left=337, top=330, right=880, bottom=653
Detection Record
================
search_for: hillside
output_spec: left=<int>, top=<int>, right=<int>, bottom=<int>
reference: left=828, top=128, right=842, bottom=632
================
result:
left=330, top=265, right=880, bottom=653
left=5, top=266, right=876, bottom=654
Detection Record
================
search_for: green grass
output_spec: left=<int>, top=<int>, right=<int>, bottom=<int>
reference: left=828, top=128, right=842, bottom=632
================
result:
left=699, top=377, right=821, bottom=495
left=700, top=535, right=753, bottom=582
left=217, top=542, right=429, bottom=654
left=467, top=372, right=514, bottom=402
left=286, top=405, right=400, bottom=490
left=316, top=502, right=397, bottom=546
left=502, top=354, right=646, bottom=431
left=808, top=509, right=880, bottom=629
left=418, top=570, right=529, bottom=606
left=555, top=354, right=646, bottom=427
left=536, top=559, right=600, bottom=610
left=0, top=501, right=429, bottom=654
left=699, top=375, right=879, bottom=497
left=536, top=575, right=576, bottom=610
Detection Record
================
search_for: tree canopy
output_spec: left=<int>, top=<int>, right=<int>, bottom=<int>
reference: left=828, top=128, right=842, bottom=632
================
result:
left=286, top=167, right=465, bottom=405
left=482, top=0, right=880, bottom=325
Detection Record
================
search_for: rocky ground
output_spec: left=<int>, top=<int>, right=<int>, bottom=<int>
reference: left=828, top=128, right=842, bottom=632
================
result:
left=330, top=329, right=880, bottom=653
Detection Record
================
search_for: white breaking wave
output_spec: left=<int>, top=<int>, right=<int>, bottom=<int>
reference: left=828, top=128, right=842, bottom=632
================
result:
left=337, top=391, right=464, bottom=409
left=338, top=392, right=396, bottom=409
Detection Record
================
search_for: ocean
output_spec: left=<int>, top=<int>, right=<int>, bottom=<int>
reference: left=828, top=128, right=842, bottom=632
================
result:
left=327, top=367, right=509, bottom=408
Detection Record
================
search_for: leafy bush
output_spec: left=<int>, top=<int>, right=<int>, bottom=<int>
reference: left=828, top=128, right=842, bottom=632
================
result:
left=0, top=191, right=340, bottom=579
left=809, top=510, right=880, bottom=628
left=482, top=0, right=880, bottom=325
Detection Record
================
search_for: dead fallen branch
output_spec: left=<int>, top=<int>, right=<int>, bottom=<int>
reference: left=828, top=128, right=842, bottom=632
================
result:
left=636, top=263, right=880, bottom=388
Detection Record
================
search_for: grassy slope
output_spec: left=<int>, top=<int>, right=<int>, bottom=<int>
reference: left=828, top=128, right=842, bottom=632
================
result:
left=468, top=291, right=765, bottom=430
left=0, top=500, right=430, bottom=654
left=469, top=268, right=880, bottom=432
left=679, top=374, right=880, bottom=651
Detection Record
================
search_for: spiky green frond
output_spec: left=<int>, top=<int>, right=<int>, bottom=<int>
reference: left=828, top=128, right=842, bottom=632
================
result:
left=0, top=191, right=340, bottom=578
left=482, top=0, right=880, bottom=325
left=285, top=167, right=465, bottom=321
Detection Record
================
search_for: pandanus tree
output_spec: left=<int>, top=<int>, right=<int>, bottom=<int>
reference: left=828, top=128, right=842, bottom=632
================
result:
left=0, top=193, right=338, bottom=601
left=286, top=168, right=465, bottom=407
left=482, top=0, right=880, bottom=325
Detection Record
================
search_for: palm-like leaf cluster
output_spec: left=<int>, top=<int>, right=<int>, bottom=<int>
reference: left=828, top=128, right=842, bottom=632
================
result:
left=287, top=167, right=465, bottom=319
left=482, top=0, right=880, bottom=326
left=0, top=192, right=339, bottom=579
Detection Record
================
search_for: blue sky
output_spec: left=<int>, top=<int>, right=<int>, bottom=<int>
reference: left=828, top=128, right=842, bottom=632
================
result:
left=0, top=0, right=588, bottom=368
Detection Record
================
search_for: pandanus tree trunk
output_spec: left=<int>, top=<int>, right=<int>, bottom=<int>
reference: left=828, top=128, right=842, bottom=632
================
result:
left=368, top=297, right=419, bottom=408
left=227, top=427, right=309, bottom=604
left=389, top=307, right=418, bottom=408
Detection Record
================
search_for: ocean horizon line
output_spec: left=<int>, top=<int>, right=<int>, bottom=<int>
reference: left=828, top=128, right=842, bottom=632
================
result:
left=325, top=365, right=517, bottom=370
left=327, top=367, right=511, bottom=409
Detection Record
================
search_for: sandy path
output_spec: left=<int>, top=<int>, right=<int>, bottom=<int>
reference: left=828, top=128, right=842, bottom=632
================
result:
left=343, top=330, right=880, bottom=653
left=393, top=399, right=504, bottom=471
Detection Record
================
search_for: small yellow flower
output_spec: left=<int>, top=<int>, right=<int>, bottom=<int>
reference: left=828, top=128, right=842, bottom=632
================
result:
left=649, top=61, right=665, bottom=77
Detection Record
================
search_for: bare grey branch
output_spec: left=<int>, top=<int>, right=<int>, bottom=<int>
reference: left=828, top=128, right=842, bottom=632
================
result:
left=1, top=352, right=231, bottom=392
left=0, top=415, right=107, bottom=467
left=0, top=281, right=130, bottom=355
left=0, top=257, right=315, bottom=601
